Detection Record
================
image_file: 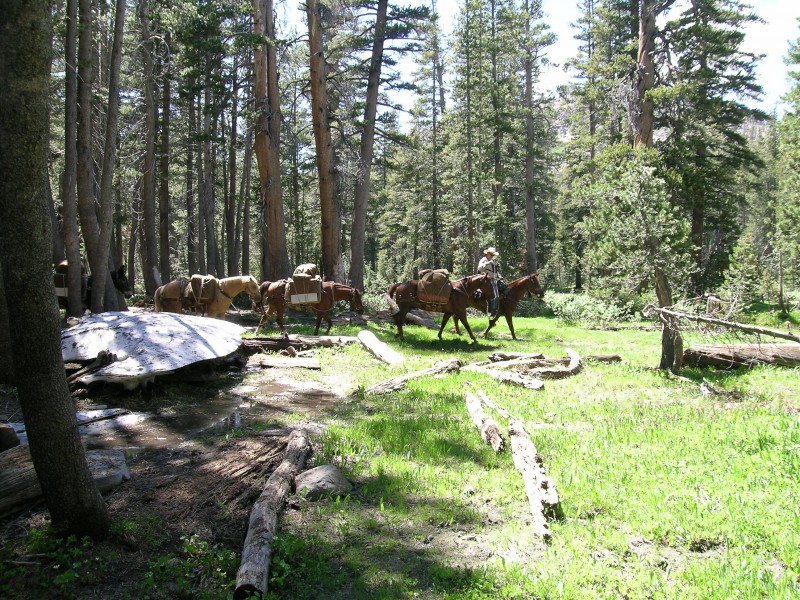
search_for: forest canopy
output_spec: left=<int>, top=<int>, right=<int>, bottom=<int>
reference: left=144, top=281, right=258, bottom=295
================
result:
left=43, top=0, right=800, bottom=315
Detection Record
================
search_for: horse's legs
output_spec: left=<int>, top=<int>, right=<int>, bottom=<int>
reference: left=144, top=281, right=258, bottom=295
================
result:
left=458, top=313, right=478, bottom=343
left=504, top=312, right=516, bottom=340
left=438, top=313, right=452, bottom=339
left=392, top=310, right=406, bottom=340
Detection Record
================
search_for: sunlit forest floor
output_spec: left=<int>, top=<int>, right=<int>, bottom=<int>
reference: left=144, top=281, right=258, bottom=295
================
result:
left=1, top=304, right=799, bottom=599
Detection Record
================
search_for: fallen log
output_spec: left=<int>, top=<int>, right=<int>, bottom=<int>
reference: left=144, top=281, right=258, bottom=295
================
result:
left=462, top=364, right=544, bottom=390
left=488, top=352, right=545, bottom=362
left=366, top=358, right=463, bottom=395
left=357, top=330, right=405, bottom=365
left=476, top=390, right=511, bottom=420
left=528, top=348, right=582, bottom=380
left=235, top=429, right=311, bottom=600
left=67, top=350, right=117, bottom=387
left=683, top=343, right=800, bottom=369
left=508, top=420, right=560, bottom=540
left=0, top=446, right=130, bottom=518
left=644, top=306, right=800, bottom=343
left=464, top=392, right=504, bottom=452
left=248, top=355, right=321, bottom=370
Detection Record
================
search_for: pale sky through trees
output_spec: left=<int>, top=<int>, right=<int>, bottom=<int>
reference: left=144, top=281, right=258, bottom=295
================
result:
left=275, top=0, right=800, bottom=121
left=433, top=0, right=800, bottom=113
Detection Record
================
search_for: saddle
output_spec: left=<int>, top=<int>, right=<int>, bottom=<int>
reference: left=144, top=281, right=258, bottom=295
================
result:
left=285, top=263, right=323, bottom=305
left=185, top=274, right=217, bottom=307
left=417, top=268, right=451, bottom=305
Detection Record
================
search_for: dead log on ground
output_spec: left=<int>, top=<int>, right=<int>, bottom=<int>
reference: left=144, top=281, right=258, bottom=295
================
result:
left=357, top=330, right=405, bottom=365
left=645, top=306, right=800, bottom=343
left=488, top=352, right=545, bottom=362
left=462, top=364, right=544, bottom=390
left=235, top=429, right=311, bottom=600
left=366, top=359, right=463, bottom=395
left=464, top=392, right=504, bottom=452
left=683, top=343, right=800, bottom=369
left=248, top=355, right=321, bottom=370
left=476, top=390, right=511, bottom=420
left=242, top=334, right=357, bottom=355
left=508, top=420, right=560, bottom=540
left=527, top=348, right=582, bottom=380
left=0, top=445, right=130, bottom=518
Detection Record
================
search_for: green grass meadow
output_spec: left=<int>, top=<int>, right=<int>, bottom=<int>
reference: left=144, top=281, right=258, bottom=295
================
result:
left=266, top=315, right=800, bottom=599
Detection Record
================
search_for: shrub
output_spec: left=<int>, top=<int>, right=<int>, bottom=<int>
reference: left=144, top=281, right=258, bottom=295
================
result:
left=544, top=291, right=630, bottom=327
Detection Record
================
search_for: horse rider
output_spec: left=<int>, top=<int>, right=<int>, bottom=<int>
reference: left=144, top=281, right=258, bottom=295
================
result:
left=477, top=246, right=500, bottom=318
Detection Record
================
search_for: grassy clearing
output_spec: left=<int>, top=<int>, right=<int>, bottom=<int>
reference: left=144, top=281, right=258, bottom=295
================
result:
left=2, top=313, right=798, bottom=598
left=268, top=316, right=800, bottom=599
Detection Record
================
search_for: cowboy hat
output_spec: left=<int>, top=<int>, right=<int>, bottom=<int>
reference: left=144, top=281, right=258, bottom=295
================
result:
left=484, top=247, right=498, bottom=256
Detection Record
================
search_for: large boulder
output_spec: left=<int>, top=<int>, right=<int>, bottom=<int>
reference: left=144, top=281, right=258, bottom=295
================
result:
left=294, top=464, right=352, bottom=500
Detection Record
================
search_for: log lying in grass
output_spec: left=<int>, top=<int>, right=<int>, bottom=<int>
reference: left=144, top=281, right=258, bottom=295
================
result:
left=464, top=392, right=505, bottom=452
left=528, top=348, right=582, bottom=380
left=0, top=446, right=129, bottom=518
left=508, top=420, right=560, bottom=540
left=476, top=390, right=511, bottom=420
left=366, top=358, right=463, bottom=395
left=242, top=334, right=358, bottom=355
left=683, top=343, right=800, bottom=369
left=357, top=330, right=405, bottom=365
left=488, top=352, right=545, bottom=362
left=462, top=364, right=545, bottom=390
left=248, top=355, right=321, bottom=370
left=235, top=429, right=311, bottom=600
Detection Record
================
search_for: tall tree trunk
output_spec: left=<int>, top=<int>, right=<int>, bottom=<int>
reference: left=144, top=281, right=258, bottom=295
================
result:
left=202, top=73, right=217, bottom=277
left=349, top=0, right=388, bottom=291
left=139, top=0, right=160, bottom=295
left=158, top=31, right=172, bottom=284
left=62, top=0, right=83, bottom=317
left=186, top=86, right=198, bottom=275
left=0, top=0, right=110, bottom=537
left=94, top=0, right=126, bottom=312
left=226, top=61, right=239, bottom=276
left=523, top=0, right=538, bottom=272
left=307, top=0, right=340, bottom=281
left=253, top=0, right=288, bottom=281
left=633, top=0, right=656, bottom=150
left=236, top=126, right=253, bottom=275
left=634, top=0, right=681, bottom=372
left=76, top=0, right=102, bottom=307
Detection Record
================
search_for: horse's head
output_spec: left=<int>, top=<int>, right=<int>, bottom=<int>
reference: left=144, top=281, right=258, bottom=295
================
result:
left=525, top=272, right=544, bottom=299
left=350, top=287, right=364, bottom=315
left=112, top=265, right=133, bottom=298
left=244, top=275, right=260, bottom=299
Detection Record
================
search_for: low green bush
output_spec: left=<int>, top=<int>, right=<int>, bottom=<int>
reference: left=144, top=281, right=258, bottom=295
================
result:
left=543, top=291, right=631, bottom=327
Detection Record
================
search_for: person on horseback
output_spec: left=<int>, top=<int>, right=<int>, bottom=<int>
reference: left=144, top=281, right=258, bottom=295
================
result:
left=477, top=246, right=500, bottom=318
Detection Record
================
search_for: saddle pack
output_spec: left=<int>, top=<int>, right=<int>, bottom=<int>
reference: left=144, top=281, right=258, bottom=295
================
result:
left=285, top=263, right=323, bottom=305
left=417, top=268, right=452, bottom=305
left=186, top=274, right=217, bottom=305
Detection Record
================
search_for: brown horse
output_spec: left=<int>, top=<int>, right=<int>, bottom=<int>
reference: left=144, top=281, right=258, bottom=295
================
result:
left=386, top=273, right=493, bottom=342
left=257, top=280, right=364, bottom=335
left=454, top=272, right=544, bottom=340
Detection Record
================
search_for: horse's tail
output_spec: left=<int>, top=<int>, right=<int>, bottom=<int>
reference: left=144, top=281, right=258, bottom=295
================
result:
left=386, top=283, right=401, bottom=315
left=153, top=286, right=163, bottom=312
left=386, top=283, right=399, bottom=301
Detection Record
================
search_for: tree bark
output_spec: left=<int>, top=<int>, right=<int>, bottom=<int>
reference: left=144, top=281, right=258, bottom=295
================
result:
left=683, top=343, right=800, bottom=369
left=62, top=0, right=83, bottom=317
left=186, top=85, right=199, bottom=275
left=464, top=392, right=505, bottom=452
left=94, top=0, right=127, bottom=313
left=308, top=0, right=341, bottom=281
left=357, top=330, right=404, bottom=365
left=0, top=0, right=110, bottom=536
left=633, top=0, right=656, bottom=150
left=158, top=31, right=172, bottom=284
left=366, top=359, right=463, bottom=395
left=349, top=0, right=388, bottom=291
left=139, top=0, right=160, bottom=296
left=523, top=0, right=538, bottom=272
